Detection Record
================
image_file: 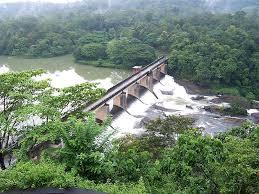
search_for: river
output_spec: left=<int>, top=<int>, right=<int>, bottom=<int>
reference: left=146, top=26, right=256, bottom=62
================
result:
left=0, top=55, right=130, bottom=89
left=0, top=55, right=252, bottom=138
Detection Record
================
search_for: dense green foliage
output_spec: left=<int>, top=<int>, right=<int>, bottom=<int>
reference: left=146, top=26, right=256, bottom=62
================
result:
left=74, top=43, right=107, bottom=61
left=169, top=12, right=259, bottom=99
left=0, top=161, right=147, bottom=194
left=0, top=70, right=105, bottom=170
left=107, top=38, right=156, bottom=67
left=1, top=114, right=258, bottom=193
left=0, top=17, right=73, bottom=57
left=0, top=3, right=258, bottom=98
left=0, top=70, right=258, bottom=193
left=0, top=1, right=258, bottom=193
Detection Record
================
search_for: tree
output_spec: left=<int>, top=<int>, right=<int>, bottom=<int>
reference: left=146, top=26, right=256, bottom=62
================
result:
left=141, top=115, right=195, bottom=155
left=107, top=38, right=156, bottom=67
left=0, top=71, right=105, bottom=170
left=0, top=70, right=50, bottom=170
left=18, top=115, right=111, bottom=180
left=158, top=123, right=259, bottom=194
left=74, top=43, right=107, bottom=61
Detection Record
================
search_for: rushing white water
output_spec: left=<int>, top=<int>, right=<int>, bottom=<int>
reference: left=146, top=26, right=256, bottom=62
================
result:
left=110, top=75, right=248, bottom=137
left=0, top=65, right=9, bottom=74
left=248, top=109, right=259, bottom=115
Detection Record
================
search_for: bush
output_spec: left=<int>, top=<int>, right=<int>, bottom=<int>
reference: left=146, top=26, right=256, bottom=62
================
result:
left=78, top=178, right=148, bottom=194
left=224, top=103, right=248, bottom=116
left=0, top=161, right=147, bottom=194
left=213, top=87, right=240, bottom=96
left=0, top=161, right=77, bottom=192
left=221, top=97, right=249, bottom=116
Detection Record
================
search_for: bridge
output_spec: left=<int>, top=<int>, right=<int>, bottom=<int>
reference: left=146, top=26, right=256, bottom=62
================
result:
left=85, top=56, right=168, bottom=122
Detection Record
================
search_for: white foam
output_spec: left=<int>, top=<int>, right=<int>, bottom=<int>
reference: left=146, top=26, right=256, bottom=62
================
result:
left=34, top=68, right=114, bottom=89
left=0, top=65, right=10, bottom=74
left=91, top=77, right=114, bottom=90
left=248, top=109, right=259, bottom=115
left=110, top=75, right=202, bottom=137
left=111, top=112, right=144, bottom=138
left=34, top=69, right=85, bottom=88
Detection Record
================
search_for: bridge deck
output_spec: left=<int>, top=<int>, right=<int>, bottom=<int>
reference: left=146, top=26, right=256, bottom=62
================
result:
left=85, top=56, right=168, bottom=111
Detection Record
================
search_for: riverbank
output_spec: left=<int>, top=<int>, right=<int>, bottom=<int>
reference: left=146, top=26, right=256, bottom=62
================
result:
left=76, top=59, right=126, bottom=69
left=175, top=78, right=259, bottom=120
left=175, top=79, right=212, bottom=95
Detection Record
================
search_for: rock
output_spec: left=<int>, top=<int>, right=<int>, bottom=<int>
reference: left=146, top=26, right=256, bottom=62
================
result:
left=191, top=95, right=205, bottom=101
left=204, top=106, right=212, bottom=112
left=135, top=110, right=166, bottom=128
left=251, top=112, right=259, bottom=124
left=251, top=112, right=259, bottom=118
left=203, top=105, right=221, bottom=114
left=186, top=105, right=193, bottom=109
left=210, top=95, right=251, bottom=108
left=151, top=104, right=177, bottom=113
left=223, top=117, right=246, bottom=125
left=161, top=90, right=174, bottom=95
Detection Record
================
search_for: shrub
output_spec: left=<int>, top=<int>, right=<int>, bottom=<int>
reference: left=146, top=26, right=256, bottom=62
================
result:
left=78, top=178, right=148, bottom=194
left=0, top=161, right=77, bottom=192
left=214, top=87, right=240, bottom=96
left=223, top=103, right=248, bottom=116
left=0, top=161, right=147, bottom=194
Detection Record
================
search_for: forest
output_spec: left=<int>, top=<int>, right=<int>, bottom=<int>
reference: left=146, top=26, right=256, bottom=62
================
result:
left=0, top=0, right=258, bottom=193
left=0, top=1, right=258, bottom=99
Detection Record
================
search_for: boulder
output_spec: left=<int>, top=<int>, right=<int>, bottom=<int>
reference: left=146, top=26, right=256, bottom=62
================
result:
left=186, top=105, right=193, bottom=109
left=191, top=95, right=205, bottom=101
left=251, top=112, right=259, bottom=124
left=161, top=90, right=174, bottom=95
left=151, top=104, right=177, bottom=113
left=203, top=105, right=221, bottom=114
left=210, top=95, right=251, bottom=108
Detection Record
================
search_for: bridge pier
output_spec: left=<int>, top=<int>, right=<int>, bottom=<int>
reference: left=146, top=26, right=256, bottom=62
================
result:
left=153, top=67, right=161, bottom=81
left=160, top=63, right=167, bottom=75
left=95, top=103, right=110, bottom=122
left=113, top=92, right=127, bottom=110
left=147, top=71, right=154, bottom=91
left=128, top=83, right=141, bottom=98
left=139, top=72, right=154, bottom=91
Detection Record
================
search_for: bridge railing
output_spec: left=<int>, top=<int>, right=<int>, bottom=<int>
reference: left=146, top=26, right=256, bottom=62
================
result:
left=86, top=56, right=168, bottom=111
left=107, top=56, right=167, bottom=93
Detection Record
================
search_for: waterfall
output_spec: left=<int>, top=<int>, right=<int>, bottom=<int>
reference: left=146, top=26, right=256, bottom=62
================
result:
left=109, top=75, right=246, bottom=138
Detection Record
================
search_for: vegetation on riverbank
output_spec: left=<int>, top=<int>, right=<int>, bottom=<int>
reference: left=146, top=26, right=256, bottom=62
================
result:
left=0, top=70, right=258, bottom=194
left=0, top=76, right=257, bottom=193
